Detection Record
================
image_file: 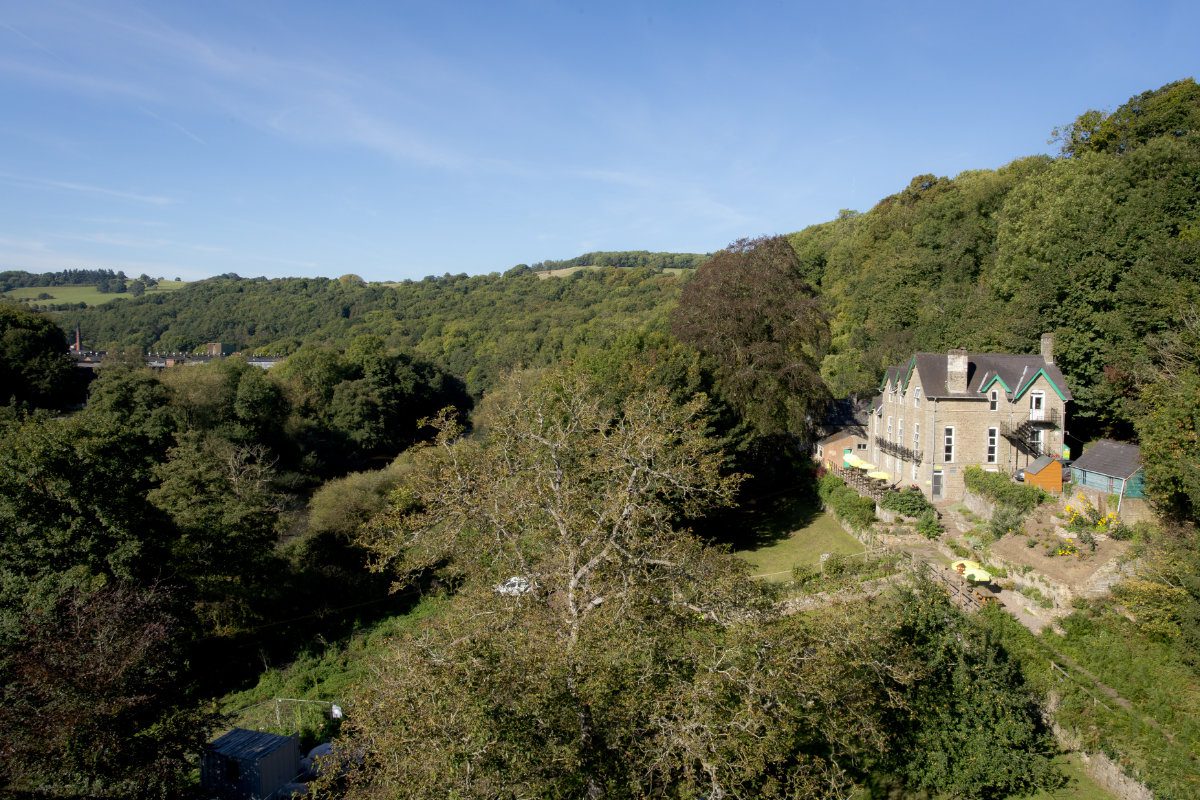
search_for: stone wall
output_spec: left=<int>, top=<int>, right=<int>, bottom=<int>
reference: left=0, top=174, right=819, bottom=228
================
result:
left=1049, top=715, right=1153, bottom=800
left=961, top=489, right=996, bottom=520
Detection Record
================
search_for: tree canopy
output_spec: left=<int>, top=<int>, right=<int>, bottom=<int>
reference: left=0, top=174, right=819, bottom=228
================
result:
left=671, top=235, right=830, bottom=443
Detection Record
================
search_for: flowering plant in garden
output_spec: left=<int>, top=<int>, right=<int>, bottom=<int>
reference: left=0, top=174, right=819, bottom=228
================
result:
left=1054, top=539, right=1080, bottom=557
left=1064, top=492, right=1125, bottom=539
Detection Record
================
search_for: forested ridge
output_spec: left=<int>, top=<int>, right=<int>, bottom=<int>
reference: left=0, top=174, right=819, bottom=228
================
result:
left=55, top=79, right=1200, bottom=439
left=0, top=79, right=1198, bottom=798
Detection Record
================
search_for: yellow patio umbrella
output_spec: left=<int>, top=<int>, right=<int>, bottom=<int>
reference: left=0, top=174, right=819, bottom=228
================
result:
left=963, top=567, right=993, bottom=583
left=844, top=454, right=865, bottom=468
left=867, top=470, right=891, bottom=481
left=856, top=460, right=876, bottom=471
left=950, top=559, right=982, bottom=573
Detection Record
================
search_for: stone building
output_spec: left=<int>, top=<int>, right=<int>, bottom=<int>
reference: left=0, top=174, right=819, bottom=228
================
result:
left=814, top=426, right=868, bottom=470
left=866, top=334, right=1072, bottom=502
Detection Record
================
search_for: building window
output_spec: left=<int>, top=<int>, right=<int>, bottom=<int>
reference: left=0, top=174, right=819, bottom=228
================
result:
left=912, top=462, right=918, bottom=480
left=989, top=389, right=998, bottom=411
left=986, top=427, right=997, bottom=464
left=887, top=416, right=892, bottom=438
left=914, top=387, right=921, bottom=408
left=898, top=419, right=904, bottom=446
left=856, top=442, right=867, bottom=450
left=943, top=427, right=954, bottom=463
left=1030, top=428, right=1043, bottom=456
left=913, top=422, right=920, bottom=450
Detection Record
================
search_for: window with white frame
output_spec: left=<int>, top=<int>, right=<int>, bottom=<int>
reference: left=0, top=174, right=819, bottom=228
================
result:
left=943, top=427, right=954, bottom=463
left=986, top=427, right=997, bottom=463
left=912, top=462, right=919, bottom=480
left=898, top=419, right=904, bottom=447
left=887, top=416, right=892, bottom=438
left=989, top=389, right=998, bottom=411
left=913, top=422, right=920, bottom=450
left=914, top=387, right=921, bottom=408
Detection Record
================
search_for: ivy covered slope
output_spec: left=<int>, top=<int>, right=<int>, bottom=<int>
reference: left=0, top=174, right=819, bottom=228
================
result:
left=789, top=78, right=1200, bottom=438
left=63, top=266, right=685, bottom=395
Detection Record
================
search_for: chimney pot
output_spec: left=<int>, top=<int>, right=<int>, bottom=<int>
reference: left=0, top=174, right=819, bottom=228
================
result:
left=1040, top=332, right=1055, bottom=364
left=947, top=348, right=969, bottom=394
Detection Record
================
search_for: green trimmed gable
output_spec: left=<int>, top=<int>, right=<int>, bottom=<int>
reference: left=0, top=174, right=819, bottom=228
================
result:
left=1014, top=368, right=1068, bottom=402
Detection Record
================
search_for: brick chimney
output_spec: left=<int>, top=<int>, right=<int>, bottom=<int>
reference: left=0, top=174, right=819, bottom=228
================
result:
left=1040, top=332, right=1055, bottom=365
left=947, top=349, right=969, bottom=394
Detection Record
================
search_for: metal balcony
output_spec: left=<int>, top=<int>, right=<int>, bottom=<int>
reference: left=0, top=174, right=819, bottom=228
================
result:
left=1027, top=407, right=1061, bottom=427
left=877, top=438, right=924, bottom=464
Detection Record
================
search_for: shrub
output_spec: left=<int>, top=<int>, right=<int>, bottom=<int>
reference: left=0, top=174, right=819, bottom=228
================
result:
left=964, top=466, right=1047, bottom=513
left=916, top=511, right=942, bottom=539
left=1019, top=585, right=1054, bottom=609
left=816, top=474, right=876, bottom=531
left=880, top=488, right=935, bottom=519
left=989, top=506, right=1026, bottom=539
left=791, top=563, right=819, bottom=588
left=823, top=553, right=849, bottom=577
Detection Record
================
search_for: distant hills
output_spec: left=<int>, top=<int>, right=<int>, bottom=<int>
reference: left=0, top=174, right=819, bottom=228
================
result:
left=9, top=78, right=1198, bottom=441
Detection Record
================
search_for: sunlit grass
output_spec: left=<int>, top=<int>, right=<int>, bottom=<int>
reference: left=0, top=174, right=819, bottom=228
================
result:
left=4, top=280, right=188, bottom=308
left=735, top=509, right=864, bottom=581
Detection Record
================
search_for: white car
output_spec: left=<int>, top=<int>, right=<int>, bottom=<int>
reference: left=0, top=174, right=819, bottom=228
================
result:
left=495, top=576, right=531, bottom=596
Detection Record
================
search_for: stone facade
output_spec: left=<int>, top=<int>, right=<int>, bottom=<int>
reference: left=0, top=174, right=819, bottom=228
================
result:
left=866, top=335, right=1072, bottom=503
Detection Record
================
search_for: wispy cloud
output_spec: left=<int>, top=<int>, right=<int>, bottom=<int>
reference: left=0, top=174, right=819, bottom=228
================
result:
left=0, top=173, right=175, bottom=206
left=138, top=106, right=206, bottom=145
left=0, top=234, right=50, bottom=251
left=3, top=4, right=494, bottom=173
left=0, top=56, right=159, bottom=101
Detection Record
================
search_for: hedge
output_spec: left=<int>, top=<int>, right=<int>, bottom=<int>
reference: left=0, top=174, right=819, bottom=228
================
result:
left=817, top=473, right=876, bottom=531
left=963, top=466, right=1047, bottom=514
left=880, top=487, right=936, bottom=519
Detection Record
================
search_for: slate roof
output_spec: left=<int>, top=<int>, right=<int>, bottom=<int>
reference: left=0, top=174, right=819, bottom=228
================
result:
left=208, top=729, right=297, bottom=762
left=817, top=426, right=866, bottom=446
left=881, top=352, right=1073, bottom=402
left=1072, top=440, right=1142, bottom=479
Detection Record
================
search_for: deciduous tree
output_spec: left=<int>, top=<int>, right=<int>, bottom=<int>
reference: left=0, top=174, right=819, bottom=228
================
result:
left=671, top=236, right=830, bottom=442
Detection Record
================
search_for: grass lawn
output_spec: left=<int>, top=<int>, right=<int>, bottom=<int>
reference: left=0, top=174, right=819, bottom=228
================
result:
left=4, top=280, right=188, bottom=308
left=220, top=596, right=444, bottom=746
left=1027, top=754, right=1116, bottom=800
left=731, top=494, right=864, bottom=581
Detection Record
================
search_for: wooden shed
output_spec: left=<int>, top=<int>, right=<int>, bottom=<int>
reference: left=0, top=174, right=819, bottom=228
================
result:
left=201, top=728, right=301, bottom=800
left=1023, top=454, right=1063, bottom=494
left=1070, top=440, right=1145, bottom=499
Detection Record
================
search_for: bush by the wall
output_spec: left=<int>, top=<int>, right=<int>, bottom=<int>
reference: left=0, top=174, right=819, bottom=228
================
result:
left=964, top=466, right=1047, bottom=514
left=881, top=487, right=936, bottom=519
left=916, top=511, right=943, bottom=539
left=817, top=473, right=876, bottom=532
left=989, top=505, right=1026, bottom=538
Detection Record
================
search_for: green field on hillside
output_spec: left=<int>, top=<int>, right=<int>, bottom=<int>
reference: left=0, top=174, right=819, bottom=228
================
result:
left=4, top=280, right=189, bottom=308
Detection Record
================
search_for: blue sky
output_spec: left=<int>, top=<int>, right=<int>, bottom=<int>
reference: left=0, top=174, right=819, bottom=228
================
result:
left=1, top=1, right=1197, bottom=281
